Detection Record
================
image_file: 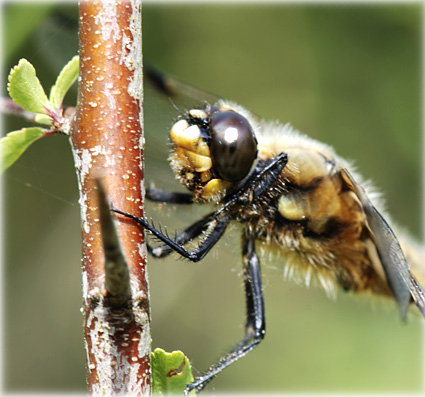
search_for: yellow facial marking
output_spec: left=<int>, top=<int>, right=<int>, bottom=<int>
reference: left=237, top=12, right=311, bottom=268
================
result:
left=185, top=150, right=212, bottom=172
left=185, top=172, right=194, bottom=181
left=188, top=109, right=207, bottom=119
left=201, top=179, right=232, bottom=200
left=170, top=119, right=189, bottom=140
left=200, top=170, right=212, bottom=183
left=170, top=123, right=211, bottom=157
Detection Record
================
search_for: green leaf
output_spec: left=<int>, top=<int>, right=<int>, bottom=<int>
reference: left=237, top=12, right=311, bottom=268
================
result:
left=34, top=114, right=53, bottom=126
left=1, top=127, right=45, bottom=173
left=7, top=59, right=50, bottom=114
left=49, top=55, right=79, bottom=110
left=151, top=348, right=195, bottom=395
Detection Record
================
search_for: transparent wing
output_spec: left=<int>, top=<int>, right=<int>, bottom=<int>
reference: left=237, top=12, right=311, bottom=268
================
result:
left=145, top=66, right=220, bottom=111
left=144, top=66, right=221, bottom=165
left=340, top=168, right=425, bottom=319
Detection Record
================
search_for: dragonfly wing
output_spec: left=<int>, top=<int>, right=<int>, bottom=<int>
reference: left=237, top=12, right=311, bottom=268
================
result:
left=340, top=168, right=425, bottom=319
left=145, top=66, right=220, bottom=110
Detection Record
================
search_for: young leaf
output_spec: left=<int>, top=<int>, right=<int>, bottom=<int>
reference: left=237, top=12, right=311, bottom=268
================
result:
left=49, top=55, right=79, bottom=110
left=151, top=348, right=195, bottom=395
left=34, top=113, right=53, bottom=126
left=1, top=127, right=46, bottom=173
left=7, top=59, right=50, bottom=114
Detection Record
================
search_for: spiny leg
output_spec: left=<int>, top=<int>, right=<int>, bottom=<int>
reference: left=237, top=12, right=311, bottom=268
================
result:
left=185, top=235, right=265, bottom=394
left=217, top=152, right=288, bottom=216
left=119, top=187, right=213, bottom=258
left=145, top=187, right=199, bottom=256
left=149, top=212, right=216, bottom=258
left=118, top=152, right=288, bottom=257
left=112, top=207, right=231, bottom=262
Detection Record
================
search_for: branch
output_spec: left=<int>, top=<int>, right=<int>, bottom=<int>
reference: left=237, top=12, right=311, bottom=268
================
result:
left=0, top=97, right=36, bottom=121
left=71, top=0, right=150, bottom=394
left=97, top=179, right=131, bottom=306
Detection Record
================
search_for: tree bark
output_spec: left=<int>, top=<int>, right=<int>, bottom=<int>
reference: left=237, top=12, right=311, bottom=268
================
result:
left=71, top=0, right=150, bottom=394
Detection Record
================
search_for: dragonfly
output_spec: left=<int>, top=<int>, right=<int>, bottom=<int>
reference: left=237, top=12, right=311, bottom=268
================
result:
left=112, top=67, right=425, bottom=394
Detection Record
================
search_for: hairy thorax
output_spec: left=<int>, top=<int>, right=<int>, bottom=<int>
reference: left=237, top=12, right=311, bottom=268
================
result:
left=239, top=142, right=392, bottom=298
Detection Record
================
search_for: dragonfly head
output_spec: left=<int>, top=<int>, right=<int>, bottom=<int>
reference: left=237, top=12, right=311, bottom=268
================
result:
left=169, top=102, right=258, bottom=202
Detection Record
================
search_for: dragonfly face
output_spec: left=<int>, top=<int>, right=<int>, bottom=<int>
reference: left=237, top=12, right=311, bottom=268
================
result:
left=169, top=103, right=258, bottom=201
left=112, top=68, right=425, bottom=394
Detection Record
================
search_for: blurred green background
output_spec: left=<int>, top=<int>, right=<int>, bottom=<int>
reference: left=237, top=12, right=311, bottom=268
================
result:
left=2, top=2, right=423, bottom=394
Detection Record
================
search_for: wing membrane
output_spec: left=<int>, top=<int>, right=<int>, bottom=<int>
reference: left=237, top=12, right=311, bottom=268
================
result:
left=144, top=66, right=219, bottom=110
left=340, top=168, right=425, bottom=319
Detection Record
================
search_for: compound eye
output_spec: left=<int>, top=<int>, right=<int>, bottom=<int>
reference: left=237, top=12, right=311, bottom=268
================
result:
left=209, top=111, right=258, bottom=182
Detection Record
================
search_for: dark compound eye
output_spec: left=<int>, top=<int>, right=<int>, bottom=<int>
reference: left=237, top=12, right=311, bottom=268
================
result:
left=209, top=111, right=258, bottom=182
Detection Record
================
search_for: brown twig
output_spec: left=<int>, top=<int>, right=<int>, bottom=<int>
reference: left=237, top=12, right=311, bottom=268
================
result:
left=96, top=179, right=132, bottom=307
left=1, top=97, right=35, bottom=121
left=71, top=0, right=150, bottom=394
